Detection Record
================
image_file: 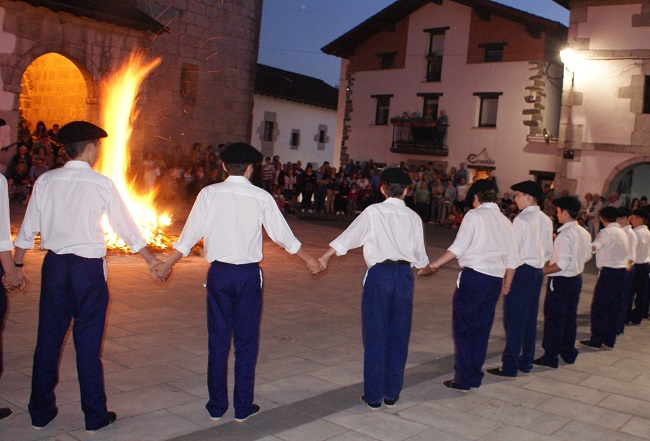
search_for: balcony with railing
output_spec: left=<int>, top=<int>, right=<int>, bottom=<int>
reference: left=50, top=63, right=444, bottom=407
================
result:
left=390, top=117, right=448, bottom=156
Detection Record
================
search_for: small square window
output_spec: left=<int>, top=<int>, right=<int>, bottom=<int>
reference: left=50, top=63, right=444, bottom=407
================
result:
left=318, top=130, right=326, bottom=143
left=378, top=52, right=396, bottom=70
left=290, top=131, right=300, bottom=148
left=479, top=42, right=507, bottom=63
left=263, top=121, right=274, bottom=142
left=372, top=95, right=392, bottom=125
left=474, top=92, right=502, bottom=127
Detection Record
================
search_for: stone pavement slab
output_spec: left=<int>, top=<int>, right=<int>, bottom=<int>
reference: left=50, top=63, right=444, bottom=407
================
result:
left=1, top=215, right=650, bottom=440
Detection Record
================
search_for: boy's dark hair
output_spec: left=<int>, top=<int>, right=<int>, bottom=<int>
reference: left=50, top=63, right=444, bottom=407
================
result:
left=382, top=183, right=407, bottom=198
left=225, top=163, right=250, bottom=176
left=599, top=206, right=619, bottom=223
left=617, top=206, right=632, bottom=218
left=64, top=139, right=97, bottom=159
left=477, top=190, right=499, bottom=203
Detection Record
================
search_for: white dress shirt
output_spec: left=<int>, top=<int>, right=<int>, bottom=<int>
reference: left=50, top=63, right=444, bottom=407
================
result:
left=329, top=197, right=429, bottom=269
left=513, top=205, right=553, bottom=269
left=0, top=174, right=13, bottom=252
left=15, top=161, right=145, bottom=258
left=623, top=225, right=637, bottom=263
left=633, top=225, right=650, bottom=264
left=447, top=202, right=517, bottom=278
left=549, top=221, right=592, bottom=277
left=591, top=222, right=629, bottom=269
left=174, top=175, right=301, bottom=263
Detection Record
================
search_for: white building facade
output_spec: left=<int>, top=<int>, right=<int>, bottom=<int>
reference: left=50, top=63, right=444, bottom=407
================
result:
left=553, top=0, right=650, bottom=204
left=252, top=64, right=338, bottom=168
left=323, top=0, right=567, bottom=192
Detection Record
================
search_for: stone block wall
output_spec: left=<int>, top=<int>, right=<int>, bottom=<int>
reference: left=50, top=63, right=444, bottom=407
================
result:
left=0, top=0, right=262, bottom=161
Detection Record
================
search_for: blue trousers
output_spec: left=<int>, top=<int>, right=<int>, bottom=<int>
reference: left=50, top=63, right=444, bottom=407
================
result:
left=540, top=276, right=581, bottom=366
left=29, top=251, right=110, bottom=431
left=590, top=267, right=625, bottom=347
left=628, top=263, right=649, bottom=324
left=501, top=264, right=543, bottom=375
left=205, top=261, right=262, bottom=420
left=361, top=263, right=414, bottom=404
left=0, top=267, right=6, bottom=374
left=452, top=268, right=502, bottom=389
left=617, top=267, right=635, bottom=332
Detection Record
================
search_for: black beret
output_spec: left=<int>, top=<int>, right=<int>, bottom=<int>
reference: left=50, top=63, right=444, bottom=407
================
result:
left=221, top=143, right=263, bottom=165
left=380, top=167, right=411, bottom=185
left=0, top=118, right=5, bottom=127
left=511, top=180, right=543, bottom=202
left=465, top=179, right=498, bottom=206
left=552, top=196, right=581, bottom=213
left=617, top=206, right=632, bottom=218
left=632, top=208, right=649, bottom=220
left=57, top=121, right=107, bottom=145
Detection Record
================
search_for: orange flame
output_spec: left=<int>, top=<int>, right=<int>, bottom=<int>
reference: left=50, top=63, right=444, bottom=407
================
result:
left=96, top=53, right=171, bottom=250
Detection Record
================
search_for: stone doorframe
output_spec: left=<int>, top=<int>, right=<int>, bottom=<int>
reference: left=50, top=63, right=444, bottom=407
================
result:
left=601, top=155, right=650, bottom=196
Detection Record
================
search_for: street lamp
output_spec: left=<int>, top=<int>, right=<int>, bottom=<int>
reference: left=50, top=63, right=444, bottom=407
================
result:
left=560, top=48, right=576, bottom=86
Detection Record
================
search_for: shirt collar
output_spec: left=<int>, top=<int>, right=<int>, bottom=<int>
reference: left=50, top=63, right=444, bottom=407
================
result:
left=558, top=220, right=578, bottom=232
left=225, top=175, right=252, bottom=184
left=605, top=222, right=620, bottom=229
left=476, top=202, right=499, bottom=210
left=634, top=225, right=648, bottom=231
left=64, top=160, right=92, bottom=169
left=521, top=205, right=540, bottom=214
left=384, top=197, right=405, bottom=206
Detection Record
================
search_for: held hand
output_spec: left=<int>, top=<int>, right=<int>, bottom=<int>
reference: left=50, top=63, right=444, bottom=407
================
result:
left=305, top=256, right=323, bottom=275
left=317, top=256, right=329, bottom=271
left=500, top=285, right=510, bottom=297
left=417, top=266, right=433, bottom=276
left=3, top=269, right=28, bottom=291
left=149, top=260, right=171, bottom=282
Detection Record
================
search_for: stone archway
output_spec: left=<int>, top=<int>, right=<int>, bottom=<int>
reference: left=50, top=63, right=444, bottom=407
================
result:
left=19, top=52, right=97, bottom=130
left=602, top=156, right=650, bottom=206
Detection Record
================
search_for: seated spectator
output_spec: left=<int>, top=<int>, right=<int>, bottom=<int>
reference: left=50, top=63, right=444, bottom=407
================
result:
left=28, top=157, right=49, bottom=183
left=500, top=192, right=513, bottom=210
left=32, top=146, right=54, bottom=169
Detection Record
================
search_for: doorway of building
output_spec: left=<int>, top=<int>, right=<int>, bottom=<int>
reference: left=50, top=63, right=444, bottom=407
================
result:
left=608, top=161, right=650, bottom=208
left=19, top=52, right=90, bottom=135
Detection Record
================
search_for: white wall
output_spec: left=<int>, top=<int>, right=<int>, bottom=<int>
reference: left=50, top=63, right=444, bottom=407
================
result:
left=252, top=94, right=336, bottom=168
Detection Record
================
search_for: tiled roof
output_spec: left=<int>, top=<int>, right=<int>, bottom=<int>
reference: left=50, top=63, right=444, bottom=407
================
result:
left=13, top=0, right=167, bottom=33
left=322, top=0, right=567, bottom=58
left=255, top=64, right=338, bottom=110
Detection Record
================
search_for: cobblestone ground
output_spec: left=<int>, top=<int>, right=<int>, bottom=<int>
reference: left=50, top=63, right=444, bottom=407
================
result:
left=1, top=208, right=650, bottom=441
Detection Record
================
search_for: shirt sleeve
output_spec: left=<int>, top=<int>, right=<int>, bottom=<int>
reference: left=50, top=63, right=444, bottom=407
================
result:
left=503, top=220, right=518, bottom=269
left=413, top=215, right=430, bottom=268
left=14, top=178, right=43, bottom=250
left=554, top=233, right=574, bottom=271
left=106, top=183, right=146, bottom=253
left=447, top=210, right=476, bottom=258
left=0, top=177, right=13, bottom=252
left=173, top=188, right=208, bottom=257
left=591, top=230, right=605, bottom=254
left=330, top=209, right=371, bottom=256
left=261, top=195, right=302, bottom=254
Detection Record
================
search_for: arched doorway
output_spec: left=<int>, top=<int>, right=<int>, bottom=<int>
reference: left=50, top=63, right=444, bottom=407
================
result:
left=19, top=52, right=93, bottom=131
left=604, top=157, right=650, bottom=207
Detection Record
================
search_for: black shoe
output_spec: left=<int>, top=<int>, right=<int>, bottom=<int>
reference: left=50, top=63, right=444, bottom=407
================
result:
left=603, top=343, right=614, bottom=349
left=235, top=404, right=260, bottom=422
left=360, top=395, right=381, bottom=410
left=579, top=339, right=602, bottom=349
left=86, top=411, right=117, bottom=433
left=487, top=367, right=516, bottom=378
left=383, top=395, right=399, bottom=408
left=0, top=408, right=12, bottom=420
left=532, top=357, right=558, bottom=369
left=442, top=379, right=469, bottom=392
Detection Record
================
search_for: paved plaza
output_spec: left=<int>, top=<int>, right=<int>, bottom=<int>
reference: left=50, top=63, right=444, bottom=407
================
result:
left=2, top=208, right=650, bottom=440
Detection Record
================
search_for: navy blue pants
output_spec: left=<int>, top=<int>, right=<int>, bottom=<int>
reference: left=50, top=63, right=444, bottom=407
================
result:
left=540, top=275, right=581, bottom=366
left=361, top=263, right=414, bottom=404
left=452, top=268, right=502, bottom=389
left=628, top=263, right=649, bottom=324
left=0, top=267, right=6, bottom=374
left=501, top=264, right=543, bottom=375
left=590, top=267, right=626, bottom=347
left=205, top=261, right=262, bottom=420
left=29, top=251, right=110, bottom=431
left=617, top=267, right=635, bottom=333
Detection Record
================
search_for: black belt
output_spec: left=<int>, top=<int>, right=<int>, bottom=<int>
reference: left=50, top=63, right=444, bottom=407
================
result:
left=378, top=259, right=410, bottom=265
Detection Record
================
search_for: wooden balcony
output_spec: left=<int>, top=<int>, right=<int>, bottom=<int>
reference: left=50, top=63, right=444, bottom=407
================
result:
left=390, top=118, right=448, bottom=156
